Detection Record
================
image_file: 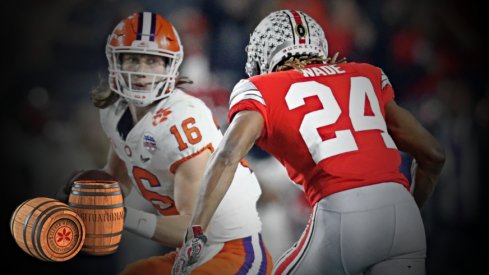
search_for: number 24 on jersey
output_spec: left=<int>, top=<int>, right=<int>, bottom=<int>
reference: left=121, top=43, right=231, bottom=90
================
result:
left=285, top=77, right=396, bottom=163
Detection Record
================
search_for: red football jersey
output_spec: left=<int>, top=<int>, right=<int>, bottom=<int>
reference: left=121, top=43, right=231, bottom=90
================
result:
left=229, top=62, right=409, bottom=206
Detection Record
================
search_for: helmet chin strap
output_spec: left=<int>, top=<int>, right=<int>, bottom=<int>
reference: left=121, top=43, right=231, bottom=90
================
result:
left=154, top=81, right=167, bottom=98
left=119, top=77, right=169, bottom=107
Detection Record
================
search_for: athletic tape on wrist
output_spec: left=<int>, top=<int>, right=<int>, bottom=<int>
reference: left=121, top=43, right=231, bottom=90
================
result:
left=124, top=206, right=157, bottom=239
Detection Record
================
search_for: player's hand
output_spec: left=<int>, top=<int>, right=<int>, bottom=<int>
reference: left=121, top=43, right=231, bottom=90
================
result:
left=55, top=169, right=116, bottom=203
left=55, top=169, right=86, bottom=203
left=172, top=225, right=207, bottom=275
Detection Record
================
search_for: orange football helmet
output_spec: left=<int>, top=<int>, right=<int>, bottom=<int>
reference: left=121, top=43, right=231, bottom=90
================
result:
left=106, top=12, right=183, bottom=107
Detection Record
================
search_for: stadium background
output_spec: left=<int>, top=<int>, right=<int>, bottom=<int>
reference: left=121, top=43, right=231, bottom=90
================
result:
left=2, top=0, right=487, bottom=274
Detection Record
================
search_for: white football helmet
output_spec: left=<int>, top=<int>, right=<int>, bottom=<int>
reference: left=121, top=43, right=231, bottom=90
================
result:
left=106, top=12, right=183, bottom=107
left=245, top=9, right=328, bottom=77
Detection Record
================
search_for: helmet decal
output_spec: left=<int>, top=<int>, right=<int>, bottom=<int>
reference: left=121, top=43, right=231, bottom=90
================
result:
left=245, top=10, right=328, bottom=77
left=289, top=10, right=309, bottom=44
left=136, top=12, right=156, bottom=41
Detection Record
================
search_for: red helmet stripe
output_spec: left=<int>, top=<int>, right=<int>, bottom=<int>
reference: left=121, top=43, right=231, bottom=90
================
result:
left=289, top=10, right=306, bottom=44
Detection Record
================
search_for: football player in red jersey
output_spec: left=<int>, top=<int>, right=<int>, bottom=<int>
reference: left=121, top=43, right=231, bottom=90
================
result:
left=173, top=9, right=445, bottom=275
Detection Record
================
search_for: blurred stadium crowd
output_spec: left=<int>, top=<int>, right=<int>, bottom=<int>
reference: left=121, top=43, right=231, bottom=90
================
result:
left=3, top=0, right=487, bottom=274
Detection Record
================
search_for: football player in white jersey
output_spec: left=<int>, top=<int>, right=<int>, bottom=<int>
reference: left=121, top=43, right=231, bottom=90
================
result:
left=60, top=12, right=272, bottom=275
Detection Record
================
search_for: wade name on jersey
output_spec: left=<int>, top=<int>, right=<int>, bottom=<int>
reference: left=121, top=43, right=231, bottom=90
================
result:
left=300, top=64, right=345, bottom=77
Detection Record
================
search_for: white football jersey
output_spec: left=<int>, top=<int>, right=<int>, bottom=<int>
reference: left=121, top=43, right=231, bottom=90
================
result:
left=99, top=89, right=262, bottom=243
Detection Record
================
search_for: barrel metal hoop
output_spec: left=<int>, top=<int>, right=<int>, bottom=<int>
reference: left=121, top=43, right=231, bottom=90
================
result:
left=23, top=199, right=58, bottom=259
left=68, top=202, right=124, bottom=209
left=11, top=199, right=31, bottom=236
left=32, top=204, right=67, bottom=261
left=72, top=183, right=120, bottom=189
left=85, top=231, right=123, bottom=238
left=70, top=191, right=121, bottom=196
left=36, top=206, right=79, bottom=261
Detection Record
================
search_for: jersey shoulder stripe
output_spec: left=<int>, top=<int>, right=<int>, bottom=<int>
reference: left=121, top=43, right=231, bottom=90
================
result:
left=229, top=79, right=265, bottom=109
left=380, top=69, right=391, bottom=89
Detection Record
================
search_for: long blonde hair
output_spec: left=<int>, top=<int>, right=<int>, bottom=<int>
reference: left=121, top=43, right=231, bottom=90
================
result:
left=91, top=76, right=193, bottom=109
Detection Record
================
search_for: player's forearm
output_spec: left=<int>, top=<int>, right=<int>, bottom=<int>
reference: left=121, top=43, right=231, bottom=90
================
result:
left=411, top=141, right=445, bottom=209
left=412, top=163, right=442, bottom=209
left=191, top=150, right=241, bottom=230
left=152, top=214, right=192, bottom=247
left=413, top=143, right=445, bottom=174
left=190, top=110, right=262, bottom=231
left=124, top=207, right=191, bottom=247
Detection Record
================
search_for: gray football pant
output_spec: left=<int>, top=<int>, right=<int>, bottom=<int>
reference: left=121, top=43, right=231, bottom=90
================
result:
left=273, top=182, right=426, bottom=275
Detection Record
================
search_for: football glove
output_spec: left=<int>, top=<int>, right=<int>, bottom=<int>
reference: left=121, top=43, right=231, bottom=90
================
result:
left=172, top=225, right=207, bottom=275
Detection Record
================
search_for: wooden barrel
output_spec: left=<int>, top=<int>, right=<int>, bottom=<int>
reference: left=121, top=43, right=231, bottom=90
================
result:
left=68, top=180, right=124, bottom=256
left=10, top=197, right=85, bottom=262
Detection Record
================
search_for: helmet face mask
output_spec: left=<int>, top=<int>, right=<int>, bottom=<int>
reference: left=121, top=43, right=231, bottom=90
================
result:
left=106, top=12, right=183, bottom=107
left=245, top=10, right=328, bottom=77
